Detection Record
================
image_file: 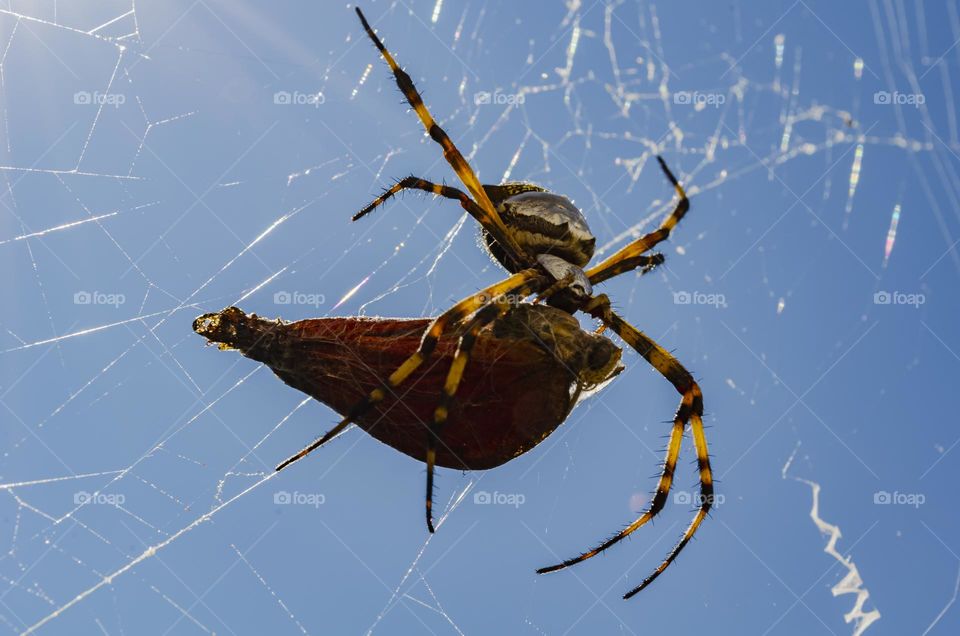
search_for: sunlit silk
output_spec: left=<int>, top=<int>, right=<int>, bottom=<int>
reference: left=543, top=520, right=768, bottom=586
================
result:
left=884, top=203, right=901, bottom=267
left=334, top=275, right=371, bottom=310
left=844, top=143, right=864, bottom=229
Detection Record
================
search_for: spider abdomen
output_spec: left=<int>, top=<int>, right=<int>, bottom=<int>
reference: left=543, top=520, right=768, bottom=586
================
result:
left=483, top=190, right=596, bottom=270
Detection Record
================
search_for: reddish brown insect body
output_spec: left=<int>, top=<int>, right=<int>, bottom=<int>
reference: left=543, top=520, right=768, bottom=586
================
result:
left=193, top=305, right=621, bottom=470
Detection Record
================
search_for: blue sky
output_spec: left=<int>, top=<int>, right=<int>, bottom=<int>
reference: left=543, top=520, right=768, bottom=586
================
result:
left=2, top=1, right=959, bottom=634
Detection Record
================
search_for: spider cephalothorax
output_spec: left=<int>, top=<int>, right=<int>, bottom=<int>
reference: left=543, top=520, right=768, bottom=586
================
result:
left=268, top=7, right=714, bottom=600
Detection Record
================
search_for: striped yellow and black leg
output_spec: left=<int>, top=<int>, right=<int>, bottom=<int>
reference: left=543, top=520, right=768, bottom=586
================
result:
left=587, top=253, right=665, bottom=286
left=538, top=294, right=714, bottom=599
left=625, top=381, right=711, bottom=598
left=354, top=8, right=530, bottom=269
left=353, top=177, right=522, bottom=244
left=586, top=156, right=689, bottom=285
left=425, top=296, right=514, bottom=531
left=274, top=269, right=545, bottom=472
left=533, top=273, right=575, bottom=305
left=354, top=179, right=552, bottom=222
left=354, top=177, right=473, bottom=221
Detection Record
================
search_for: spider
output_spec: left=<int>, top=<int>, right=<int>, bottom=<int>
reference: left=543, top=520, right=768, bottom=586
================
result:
left=275, top=7, right=715, bottom=599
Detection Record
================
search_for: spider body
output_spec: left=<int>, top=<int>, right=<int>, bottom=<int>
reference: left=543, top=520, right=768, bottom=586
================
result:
left=263, top=7, right=715, bottom=599
left=481, top=187, right=597, bottom=311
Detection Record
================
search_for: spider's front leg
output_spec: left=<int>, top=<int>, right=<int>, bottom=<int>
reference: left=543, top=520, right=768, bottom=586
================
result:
left=353, top=177, right=500, bottom=231
left=538, top=293, right=714, bottom=599
left=353, top=177, right=470, bottom=221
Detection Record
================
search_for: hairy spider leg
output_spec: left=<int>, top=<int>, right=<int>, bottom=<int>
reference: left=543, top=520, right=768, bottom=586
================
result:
left=354, top=177, right=473, bottom=221
left=352, top=177, right=522, bottom=250
left=587, top=156, right=689, bottom=285
left=354, top=179, right=551, bottom=223
left=355, top=8, right=530, bottom=269
left=425, top=293, right=516, bottom=532
left=593, top=253, right=665, bottom=282
left=274, top=269, right=545, bottom=472
left=538, top=294, right=714, bottom=599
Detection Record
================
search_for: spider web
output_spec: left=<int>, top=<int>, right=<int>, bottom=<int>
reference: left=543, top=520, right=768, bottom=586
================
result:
left=2, top=1, right=959, bottom=634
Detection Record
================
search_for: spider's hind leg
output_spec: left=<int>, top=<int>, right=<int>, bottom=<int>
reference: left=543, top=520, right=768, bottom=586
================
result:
left=537, top=294, right=714, bottom=599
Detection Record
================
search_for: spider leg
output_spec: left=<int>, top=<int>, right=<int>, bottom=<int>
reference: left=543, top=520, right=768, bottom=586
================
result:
left=532, top=253, right=664, bottom=307
left=353, top=177, right=499, bottom=233
left=354, top=8, right=530, bottom=269
left=588, top=253, right=665, bottom=284
left=425, top=295, right=515, bottom=532
left=533, top=272, right=575, bottom=304
left=274, top=269, right=545, bottom=472
left=537, top=294, right=713, bottom=599
left=586, top=156, right=689, bottom=285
